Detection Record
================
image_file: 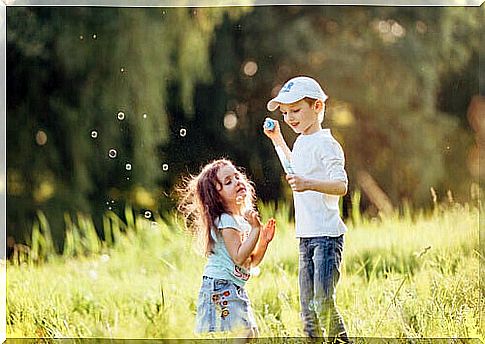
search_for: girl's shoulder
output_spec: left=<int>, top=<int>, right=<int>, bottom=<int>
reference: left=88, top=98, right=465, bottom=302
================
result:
left=216, top=213, right=245, bottom=232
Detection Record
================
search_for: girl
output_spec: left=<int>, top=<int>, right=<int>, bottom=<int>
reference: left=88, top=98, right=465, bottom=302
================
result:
left=177, top=159, right=276, bottom=337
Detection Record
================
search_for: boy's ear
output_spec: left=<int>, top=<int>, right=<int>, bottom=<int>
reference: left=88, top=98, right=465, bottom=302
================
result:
left=314, top=99, right=324, bottom=112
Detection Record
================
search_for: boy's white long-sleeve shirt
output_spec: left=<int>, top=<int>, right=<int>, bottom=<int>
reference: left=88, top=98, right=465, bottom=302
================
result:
left=290, top=129, right=348, bottom=238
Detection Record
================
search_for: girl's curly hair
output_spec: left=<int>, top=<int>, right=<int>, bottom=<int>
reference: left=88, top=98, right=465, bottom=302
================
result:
left=176, top=159, right=255, bottom=256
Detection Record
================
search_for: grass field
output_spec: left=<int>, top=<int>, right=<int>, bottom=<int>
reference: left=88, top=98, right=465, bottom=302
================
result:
left=5, top=201, right=483, bottom=340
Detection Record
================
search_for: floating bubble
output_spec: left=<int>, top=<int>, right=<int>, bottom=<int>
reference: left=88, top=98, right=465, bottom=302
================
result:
left=91, top=130, right=98, bottom=139
left=92, top=34, right=97, bottom=39
left=250, top=266, right=261, bottom=277
left=106, top=201, right=110, bottom=205
left=120, top=67, right=125, bottom=73
left=162, top=163, right=169, bottom=171
left=100, top=254, right=110, bottom=263
left=144, top=210, right=152, bottom=219
left=243, top=60, right=258, bottom=77
left=108, top=206, right=112, bottom=210
left=143, top=113, right=147, bottom=119
left=108, top=149, right=117, bottom=159
left=89, top=270, right=98, bottom=280
left=126, top=177, right=130, bottom=180
left=179, top=128, right=187, bottom=137
left=111, top=200, right=115, bottom=204
left=224, top=112, right=238, bottom=130
left=79, top=35, right=84, bottom=40
left=35, top=130, right=48, bottom=145
left=125, top=163, right=132, bottom=170
left=117, top=111, right=125, bottom=120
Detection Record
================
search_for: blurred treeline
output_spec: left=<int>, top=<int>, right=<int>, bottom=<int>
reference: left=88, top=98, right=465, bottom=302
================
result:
left=6, top=6, right=483, bottom=249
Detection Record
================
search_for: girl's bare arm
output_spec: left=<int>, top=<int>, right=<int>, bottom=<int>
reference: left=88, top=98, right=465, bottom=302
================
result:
left=221, top=226, right=260, bottom=266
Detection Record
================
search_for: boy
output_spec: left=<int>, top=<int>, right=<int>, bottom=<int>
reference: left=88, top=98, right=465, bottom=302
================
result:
left=263, top=76, right=349, bottom=342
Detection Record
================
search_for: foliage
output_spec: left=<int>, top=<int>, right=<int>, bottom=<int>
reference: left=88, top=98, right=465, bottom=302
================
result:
left=6, top=7, right=244, bottom=244
left=202, top=6, right=483, bottom=207
left=6, top=6, right=483, bottom=248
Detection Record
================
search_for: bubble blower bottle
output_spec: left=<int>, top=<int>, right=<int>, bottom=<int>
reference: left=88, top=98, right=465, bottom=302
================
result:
left=263, top=118, right=275, bottom=131
left=264, top=118, right=295, bottom=175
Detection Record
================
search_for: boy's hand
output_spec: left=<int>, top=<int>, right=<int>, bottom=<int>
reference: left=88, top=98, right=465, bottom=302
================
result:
left=244, top=209, right=262, bottom=229
left=263, top=118, right=283, bottom=143
left=261, top=218, right=276, bottom=244
left=286, top=174, right=308, bottom=192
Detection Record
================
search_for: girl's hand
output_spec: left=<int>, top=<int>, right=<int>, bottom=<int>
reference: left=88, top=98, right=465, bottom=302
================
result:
left=261, top=218, right=276, bottom=244
left=286, top=174, right=308, bottom=192
left=244, top=209, right=262, bottom=229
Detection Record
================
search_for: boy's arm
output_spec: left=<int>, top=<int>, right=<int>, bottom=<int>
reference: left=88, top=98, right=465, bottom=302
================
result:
left=287, top=141, right=348, bottom=196
left=271, top=136, right=292, bottom=163
left=263, top=120, right=292, bottom=162
left=287, top=176, right=347, bottom=196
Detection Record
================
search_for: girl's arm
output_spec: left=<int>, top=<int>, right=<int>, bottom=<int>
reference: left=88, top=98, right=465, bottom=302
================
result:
left=250, top=218, right=276, bottom=267
left=221, top=226, right=260, bottom=266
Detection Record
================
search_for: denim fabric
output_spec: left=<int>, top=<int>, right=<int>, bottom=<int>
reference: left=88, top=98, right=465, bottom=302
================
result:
left=299, top=235, right=348, bottom=340
left=195, top=276, right=257, bottom=334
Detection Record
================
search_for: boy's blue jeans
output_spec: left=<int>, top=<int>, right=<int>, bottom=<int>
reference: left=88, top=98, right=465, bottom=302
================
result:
left=299, top=235, right=348, bottom=339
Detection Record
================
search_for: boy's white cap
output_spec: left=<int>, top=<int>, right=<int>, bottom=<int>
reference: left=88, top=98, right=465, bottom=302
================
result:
left=267, top=76, right=328, bottom=111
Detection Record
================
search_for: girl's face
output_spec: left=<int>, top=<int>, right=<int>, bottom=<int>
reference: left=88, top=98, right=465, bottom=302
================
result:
left=215, top=164, right=248, bottom=214
left=279, top=99, right=322, bottom=135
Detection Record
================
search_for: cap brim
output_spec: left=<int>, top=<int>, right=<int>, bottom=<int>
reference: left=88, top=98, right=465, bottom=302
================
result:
left=266, top=93, right=305, bottom=111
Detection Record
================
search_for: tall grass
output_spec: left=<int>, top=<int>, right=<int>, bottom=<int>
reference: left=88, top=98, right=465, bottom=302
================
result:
left=6, top=199, right=482, bottom=340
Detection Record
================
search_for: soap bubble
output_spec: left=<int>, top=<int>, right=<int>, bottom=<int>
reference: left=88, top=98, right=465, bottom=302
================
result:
left=144, top=210, right=152, bottom=219
left=179, top=128, right=186, bottom=137
left=92, top=34, right=97, bottom=39
left=35, top=130, right=48, bottom=145
left=117, top=111, right=125, bottom=120
left=143, top=113, right=147, bottom=119
left=90, top=130, right=98, bottom=139
left=250, top=266, right=261, bottom=276
left=108, top=149, right=117, bottom=159
left=162, top=164, right=169, bottom=171
left=125, top=163, right=132, bottom=170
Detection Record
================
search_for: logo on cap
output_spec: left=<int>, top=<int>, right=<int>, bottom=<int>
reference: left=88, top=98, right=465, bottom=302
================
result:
left=281, top=82, right=294, bottom=93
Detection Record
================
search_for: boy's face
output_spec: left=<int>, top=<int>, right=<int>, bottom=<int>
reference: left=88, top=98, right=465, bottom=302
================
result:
left=279, top=99, right=322, bottom=135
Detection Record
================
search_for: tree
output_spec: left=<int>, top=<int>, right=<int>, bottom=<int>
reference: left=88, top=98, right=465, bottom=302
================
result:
left=7, top=7, right=242, bottom=246
left=196, top=6, right=483, bottom=210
